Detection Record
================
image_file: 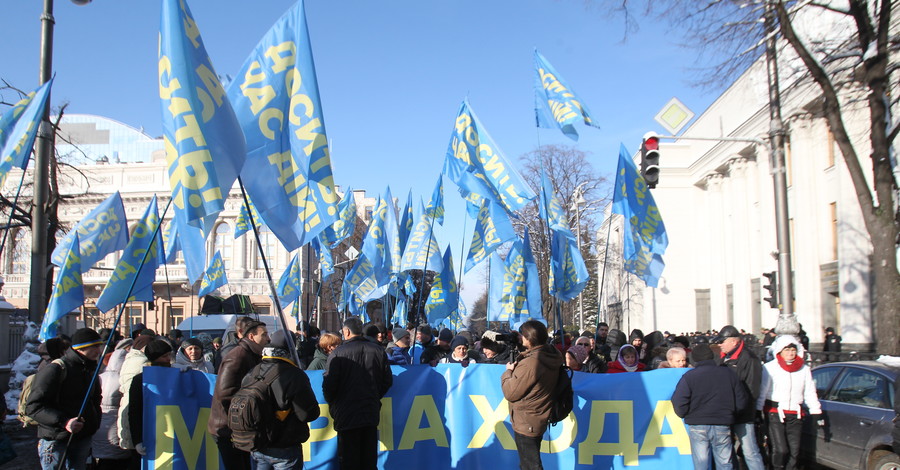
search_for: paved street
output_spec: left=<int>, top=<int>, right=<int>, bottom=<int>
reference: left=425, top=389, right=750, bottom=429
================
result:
left=1, top=420, right=39, bottom=470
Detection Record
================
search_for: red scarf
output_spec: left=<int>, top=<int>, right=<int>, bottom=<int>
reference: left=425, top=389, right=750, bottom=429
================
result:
left=720, top=340, right=745, bottom=360
left=777, top=354, right=804, bottom=372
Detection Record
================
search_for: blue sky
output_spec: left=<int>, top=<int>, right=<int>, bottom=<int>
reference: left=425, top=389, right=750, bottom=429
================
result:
left=2, top=0, right=725, bottom=307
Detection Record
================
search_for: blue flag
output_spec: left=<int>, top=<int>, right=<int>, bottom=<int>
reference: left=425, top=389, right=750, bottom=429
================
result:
left=425, top=247, right=458, bottom=326
left=424, top=175, right=444, bottom=225
left=227, top=1, right=339, bottom=251
left=400, top=200, right=443, bottom=273
left=549, top=230, right=589, bottom=301
left=0, top=87, right=41, bottom=150
left=312, top=237, right=334, bottom=280
left=163, top=210, right=207, bottom=284
left=96, top=197, right=163, bottom=313
left=359, top=189, right=401, bottom=294
left=198, top=251, right=227, bottom=297
left=487, top=252, right=506, bottom=322
left=538, top=168, right=571, bottom=235
left=443, top=99, right=536, bottom=216
left=234, top=196, right=265, bottom=239
left=501, top=230, right=544, bottom=326
left=277, top=253, right=302, bottom=305
left=0, top=78, right=53, bottom=187
left=39, top=233, right=83, bottom=341
left=534, top=49, right=599, bottom=141
left=612, top=144, right=668, bottom=287
left=465, top=198, right=516, bottom=273
left=319, top=189, right=357, bottom=248
left=51, top=192, right=128, bottom=272
left=520, top=228, right=544, bottom=325
left=398, top=190, right=414, bottom=253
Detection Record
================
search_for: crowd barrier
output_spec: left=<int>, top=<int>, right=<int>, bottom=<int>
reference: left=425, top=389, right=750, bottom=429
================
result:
left=142, top=364, right=693, bottom=469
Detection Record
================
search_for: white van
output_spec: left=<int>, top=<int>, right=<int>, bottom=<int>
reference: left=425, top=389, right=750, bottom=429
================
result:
left=175, top=314, right=296, bottom=340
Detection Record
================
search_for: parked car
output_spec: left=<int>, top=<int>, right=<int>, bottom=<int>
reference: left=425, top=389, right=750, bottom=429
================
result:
left=175, top=314, right=293, bottom=341
left=801, top=360, right=899, bottom=470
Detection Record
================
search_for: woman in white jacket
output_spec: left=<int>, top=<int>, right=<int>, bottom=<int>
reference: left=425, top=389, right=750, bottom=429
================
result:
left=757, top=335, right=823, bottom=470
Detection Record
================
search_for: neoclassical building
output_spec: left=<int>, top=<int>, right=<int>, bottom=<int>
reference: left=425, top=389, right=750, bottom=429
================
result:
left=599, top=45, right=878, bottom=351
left=1, top=114, right=375, bottom=336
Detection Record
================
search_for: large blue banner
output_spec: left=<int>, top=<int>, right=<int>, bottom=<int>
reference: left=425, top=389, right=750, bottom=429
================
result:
left=142, top=365, right=692, bottom=470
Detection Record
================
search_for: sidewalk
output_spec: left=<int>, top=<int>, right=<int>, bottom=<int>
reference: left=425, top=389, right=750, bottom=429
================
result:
left=1, top=419, right=39, bottom=470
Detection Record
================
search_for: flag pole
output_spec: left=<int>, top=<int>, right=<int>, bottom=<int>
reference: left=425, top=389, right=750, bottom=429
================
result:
left=596, top=214, right=615, bottom=330
left=59, top=196, right=173, bottom=469
left=237, top=177, right=300, bottom=366
left=413, top=215, right=437, bottom=327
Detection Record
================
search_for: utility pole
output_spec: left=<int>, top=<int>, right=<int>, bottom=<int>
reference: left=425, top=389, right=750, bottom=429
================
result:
left=28, top=0, right=57, bottom=323
left=764, top=0, right=798, bottom=336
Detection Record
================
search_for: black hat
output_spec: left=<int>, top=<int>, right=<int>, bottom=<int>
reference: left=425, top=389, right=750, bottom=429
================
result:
left=418, top=325, right=433, bottom=338
left=392, top=328, right=410, bottom=341
left=439, top=328, right=453, bottom=343
left=144, top=339, right=173, bottom=362
left=712, top=325, right=741, bottom=344
left=691, top=343, right=714, bottom=362
left=71, top=328, right=102, bottom=350
left=181, top=337, right=202, bottom=350
left=450, top=335, right=469, bottom=350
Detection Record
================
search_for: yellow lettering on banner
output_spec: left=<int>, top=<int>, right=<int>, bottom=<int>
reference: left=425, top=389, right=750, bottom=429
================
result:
left=639, top=401, right=691, bottom=456
left=541, top=412, right=577, bottom=453
left=158, top=56, right=181, bottom=100
left=379, top=397, right=394, bottom=451
left=578, top=400, right=639, bottom=466
left=266, top=41, right=296, bottom=74
left=196, top=64, right=225, bottom=109
left=398, top=395, right=449, bottom=450
left=304, top=404, right=336, bottom=462
left=454, top=113, right=472, bottom=135
left=80, top=240, right=98, bottom=258
left=259, top=107, right=284, bottom=140
left=154, top=405, right=218, bottom=469
left=179, top=0, right=201, bottom=49
left=467, top=396, right=515, bottom=449
left=111, top=261, right=137, bottom=282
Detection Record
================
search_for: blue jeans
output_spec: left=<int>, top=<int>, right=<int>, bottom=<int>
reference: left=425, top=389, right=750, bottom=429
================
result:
left=251, top=446, right=304, bottom=470
left=687, top=424, right=733, bottom=470
left=38, top=438, right=92, bottom=470
left=732, top=421, right=766, bottom=470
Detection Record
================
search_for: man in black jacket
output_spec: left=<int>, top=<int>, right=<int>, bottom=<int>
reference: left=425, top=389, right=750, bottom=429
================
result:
left=714, top=324, right=765, bottom=470
left=672, top=343, right=750, bottom=470
left=323, top=317, right=393, bottom=469
left=26, top=328, right=104, bottom=470
left=240, top=330, right=320, bottom=469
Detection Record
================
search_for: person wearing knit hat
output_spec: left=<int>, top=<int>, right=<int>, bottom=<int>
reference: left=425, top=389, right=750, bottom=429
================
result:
left=24, top=328, right=103, bottom=470
left=439, top=336, right=475, bottom=366
left=174, top=337, right=215, bottom=374
left=386, top=328, right=412, bottom=365
left=126, top=339, right=172, bottom=460
left=565, top=344, right=589, bottom=371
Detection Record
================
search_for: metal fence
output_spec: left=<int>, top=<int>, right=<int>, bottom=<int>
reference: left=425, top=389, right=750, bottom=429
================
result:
left=8, top=321, right=25, bottom=362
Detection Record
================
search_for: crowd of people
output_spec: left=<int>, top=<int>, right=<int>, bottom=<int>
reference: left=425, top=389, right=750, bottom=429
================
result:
left=20, top=316, right=834, bottom=470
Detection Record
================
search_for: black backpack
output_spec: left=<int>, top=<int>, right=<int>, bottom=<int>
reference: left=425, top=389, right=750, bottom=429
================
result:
left=228, top=365, right=281, bottom=452
left=548, top=365, right=574, bottom=425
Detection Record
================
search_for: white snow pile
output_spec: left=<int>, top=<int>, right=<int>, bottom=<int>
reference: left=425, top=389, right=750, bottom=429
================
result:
left=876, top=355, right=900, bottom=367
left=4, top=321, right=41, bottom=417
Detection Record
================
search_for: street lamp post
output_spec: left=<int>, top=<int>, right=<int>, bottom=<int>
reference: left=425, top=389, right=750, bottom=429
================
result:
left=28, top=0, right=93, bottom=323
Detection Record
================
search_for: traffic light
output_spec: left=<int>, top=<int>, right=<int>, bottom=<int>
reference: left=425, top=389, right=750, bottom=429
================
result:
left=763, top=271, right=778, bottom=308
left=640, top=132, right=661, bottom=188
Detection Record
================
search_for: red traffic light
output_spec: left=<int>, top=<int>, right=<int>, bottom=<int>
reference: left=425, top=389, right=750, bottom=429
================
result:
left=643, top=136, right=659, bottom=151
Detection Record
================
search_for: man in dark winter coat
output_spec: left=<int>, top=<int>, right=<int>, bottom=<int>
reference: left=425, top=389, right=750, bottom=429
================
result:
left=714, top=324, right=765, bottom=470
left=241, top=330, right=320, bottom=469
left=214, top=316, right=256, bottom=372
left=323, top=317, right=393, bottom=469
left=207, top=321, right=270, bottom=470
left=672, top=343, right=750, bottom=470
left=574, top=336, right=607, bottom=373
left=26, top=328, right=104, bottom=470
left=823, top=327, right=842, bottom=361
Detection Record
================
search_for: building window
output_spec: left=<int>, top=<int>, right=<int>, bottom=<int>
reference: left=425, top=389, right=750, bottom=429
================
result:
left=213, top=223, right=232, bottom=269
left=11, top=229, right=28, bottom=274
left=124, top=304, right=144, bottom=333
left=826, top=129, right=836, bottom=168
left=166, top=305, right=185, bottom=332
left=255, top=227, right=277, bottom=270
left=830, top=202, right=838, bottom=261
